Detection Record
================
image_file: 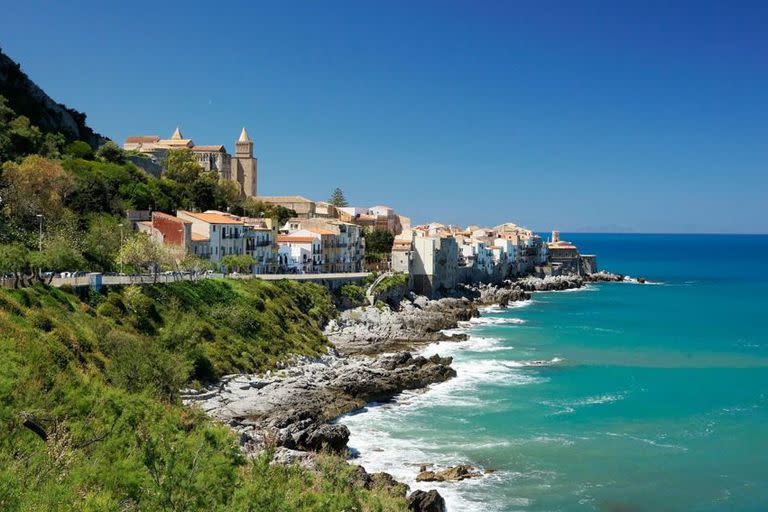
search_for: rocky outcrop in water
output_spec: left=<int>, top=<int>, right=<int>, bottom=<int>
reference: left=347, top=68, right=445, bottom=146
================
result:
left=458, top=282, right=530, bottom=306
left=182, top=351, right=455, bottom=455
left=517, top=274, right=586, bottom=291
left=416, top=464, right=483, bottom=482
left=325, top=296, right=477, bottom=355
left=586, top=271, right=626, bottom=282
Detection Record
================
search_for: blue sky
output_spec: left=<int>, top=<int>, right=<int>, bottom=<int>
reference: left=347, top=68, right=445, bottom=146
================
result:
left=1, top=1, right=766, bottom=233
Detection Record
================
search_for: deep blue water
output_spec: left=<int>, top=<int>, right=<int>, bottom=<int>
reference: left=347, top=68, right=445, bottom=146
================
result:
left=342, top=234, right=768, bottom=512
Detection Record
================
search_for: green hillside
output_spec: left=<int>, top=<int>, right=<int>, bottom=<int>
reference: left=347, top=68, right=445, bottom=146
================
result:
left=0, top=280, right=407, bottom=511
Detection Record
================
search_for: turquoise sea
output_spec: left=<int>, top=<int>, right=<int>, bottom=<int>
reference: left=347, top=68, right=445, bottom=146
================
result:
left=341, top=234, right=768, bottom=512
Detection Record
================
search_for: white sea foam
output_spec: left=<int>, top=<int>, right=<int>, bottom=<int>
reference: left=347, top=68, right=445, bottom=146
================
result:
left=341, top=299, right=551, bottom=512
left=479, top=304, right=506, bottom=314
left=541, top=392, right=626, bottom=415
left=604, top=431, right=687, bottom=451
left=419, top=335, right=513, bottom=357
left=502, top=357, right=564, bottom=368
left=460, top=316, right=526, bottom=327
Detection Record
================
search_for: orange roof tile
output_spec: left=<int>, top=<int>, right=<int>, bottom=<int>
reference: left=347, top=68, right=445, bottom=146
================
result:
left=182, top=212, right=243, bottom=225
left=191, top=233, right=210, bottom=242
left=192, top=145, right=226, bottom=152
left=306, top=228, right=336, bottom=235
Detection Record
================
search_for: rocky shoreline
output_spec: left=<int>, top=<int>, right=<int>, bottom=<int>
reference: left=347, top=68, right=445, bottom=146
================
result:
left=183, top=271, right=630, bottom=512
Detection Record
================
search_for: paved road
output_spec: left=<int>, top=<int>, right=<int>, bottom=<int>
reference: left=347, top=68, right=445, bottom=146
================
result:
left=46, top=272, right=371, bottom=288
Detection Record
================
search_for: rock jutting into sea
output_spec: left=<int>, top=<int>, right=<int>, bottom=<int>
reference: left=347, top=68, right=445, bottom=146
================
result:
left=324, top=295, right=478, bottom=355
left=416, top=464, right=484, bottom=482
left=182, top=350, right=455, bottom=456
left=516, top=271, right=631, bottom=291
left=517, top=274, right=587, bottom=291
left=454, top=281, right=530, bottom=306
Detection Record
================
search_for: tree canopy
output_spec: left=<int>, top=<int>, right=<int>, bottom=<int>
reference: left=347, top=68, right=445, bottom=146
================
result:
left=328, top=187, right=348, bottom=207
left=365, top=229, right=395, bottom=255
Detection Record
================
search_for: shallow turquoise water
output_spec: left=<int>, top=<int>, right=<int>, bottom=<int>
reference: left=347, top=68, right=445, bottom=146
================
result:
left=341, top=234, right=768, bottom=512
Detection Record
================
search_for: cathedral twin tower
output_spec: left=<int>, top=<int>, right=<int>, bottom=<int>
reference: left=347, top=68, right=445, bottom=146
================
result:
left=123, top=127, right=258, bottom=197
left=233, top=127, right=257, bottom=197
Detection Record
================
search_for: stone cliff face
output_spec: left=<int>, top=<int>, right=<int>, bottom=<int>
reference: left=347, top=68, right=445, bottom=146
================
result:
left=0, top=48, right=108, bottom=148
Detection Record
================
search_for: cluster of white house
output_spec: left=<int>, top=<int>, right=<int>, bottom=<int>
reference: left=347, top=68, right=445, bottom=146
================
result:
left=391, top=223, right=595, bottom=296
left=123, top=127, right=593, bottom=282
left=135, top=210, right=366, bottom=274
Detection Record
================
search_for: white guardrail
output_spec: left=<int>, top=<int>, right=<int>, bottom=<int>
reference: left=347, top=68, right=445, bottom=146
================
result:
left=43, top=272, right=371, bottom=288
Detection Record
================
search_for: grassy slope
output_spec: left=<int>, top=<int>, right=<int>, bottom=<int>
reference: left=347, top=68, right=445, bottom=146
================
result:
left=0, top=280, right=407, bottom=512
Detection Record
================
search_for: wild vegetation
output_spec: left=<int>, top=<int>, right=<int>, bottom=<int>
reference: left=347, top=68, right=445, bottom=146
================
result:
left=0, top=279, right=408, bottom=511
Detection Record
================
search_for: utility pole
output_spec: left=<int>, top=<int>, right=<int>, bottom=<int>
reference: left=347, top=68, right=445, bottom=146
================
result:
left=36, top=214, right=43, bottom=251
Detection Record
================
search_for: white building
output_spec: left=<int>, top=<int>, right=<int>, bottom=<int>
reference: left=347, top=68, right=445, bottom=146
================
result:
left=277, top=232, right=321, bottom=273
left=176, top=211, right=246, bottom=263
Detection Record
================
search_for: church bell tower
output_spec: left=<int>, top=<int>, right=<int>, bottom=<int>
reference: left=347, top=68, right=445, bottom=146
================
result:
left=232, top=127, right=257, bottom=197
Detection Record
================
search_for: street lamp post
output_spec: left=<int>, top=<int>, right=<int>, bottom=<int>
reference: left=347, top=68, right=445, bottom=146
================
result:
left=118, top=223, right=124, bottom=275
left=35, top=214, right=43, bottom=251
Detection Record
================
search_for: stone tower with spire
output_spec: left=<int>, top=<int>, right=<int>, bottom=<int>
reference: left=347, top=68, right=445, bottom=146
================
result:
left=231, top=127, right=257, bottom=197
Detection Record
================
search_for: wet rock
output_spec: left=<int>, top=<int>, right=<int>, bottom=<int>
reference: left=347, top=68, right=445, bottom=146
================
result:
left=184, top=351, right=456, bottom=457
left=586, top=271, right=625, bottom=282
left=407, top=489, right=446, bottom=512
left=301, top=423, right=350, bottom=453
left=416, top=464, right=483, bottom=482
left=517, top=275, right=585, bottom=291
left=324, top=296, right=477, bottom=355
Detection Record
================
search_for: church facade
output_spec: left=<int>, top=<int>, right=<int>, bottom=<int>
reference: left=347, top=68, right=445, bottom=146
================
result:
left=123, top=127, right=257, bottom=196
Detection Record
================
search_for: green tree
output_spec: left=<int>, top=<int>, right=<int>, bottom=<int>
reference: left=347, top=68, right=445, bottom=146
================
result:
left=215, top=178, right=241, bottom=209
left=328, top=187, right=348, bottom=207
left=65, top=140, right=94, bottom=159
left=190, top=171, right=219, bottom=211
left=82, top=214, right=123, bottom=271
left=29, top=235, right=86, bottom=283
left=220, top=254, right=256, bottom=273
left=365, top=229, right=394, bottom=255
left=0, top=242, right=30, bottom=287
left=96, top=141, right=126, bottom=164
left=0, top=155, right=75, bottom=231
left=164, top=148, right=201, bottom=184
left=117, top=233, right=168, bottom=276
left=0, top=96, right=65, bottom=162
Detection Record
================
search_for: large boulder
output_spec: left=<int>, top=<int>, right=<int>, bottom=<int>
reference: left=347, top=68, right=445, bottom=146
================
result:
left=407, top=490, right=446, bottom=512
left=301, top=423, right=350, bottom=453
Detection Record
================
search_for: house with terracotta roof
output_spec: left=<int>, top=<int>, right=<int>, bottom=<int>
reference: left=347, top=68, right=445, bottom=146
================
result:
left=276, top=232, right=322, bottom=273
left=176, top=210, right=247, bottom=264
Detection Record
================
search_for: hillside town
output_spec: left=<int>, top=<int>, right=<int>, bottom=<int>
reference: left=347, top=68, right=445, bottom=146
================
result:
left=120, top=127, right=597, bottom=294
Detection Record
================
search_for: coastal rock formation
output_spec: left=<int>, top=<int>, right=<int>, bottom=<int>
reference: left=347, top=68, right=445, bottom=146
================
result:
left=182, top=351, right=456, bottom=455
left=458, top=282, right=529, bottom=306
left=325, top=296, right=477, bottom=355
left=517, top=274, right=586, bottom=291
left=416, top=464, right=484, bottom=482
left=359, top=469, right=410, bottom=497
left=407, top=490, right=447, bottom=512
left=586, top=271, right=626, bottom=282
